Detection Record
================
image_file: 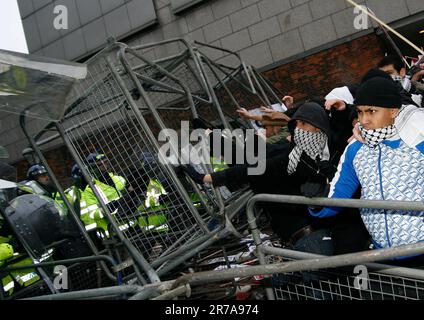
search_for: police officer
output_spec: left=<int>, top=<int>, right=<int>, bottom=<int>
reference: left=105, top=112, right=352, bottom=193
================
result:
left=0, top=215, right=40, bottom=297
left=66, top=164, right=108, bottom=233
left=26, top=164, right=55, bottom=196
left=0, top=217, right=15, bottom=296
left=86, top=153, right=127, bottom=203
left=137, top=178, right=169, bottom=234
left=24, top=164, right=67, bottom=212
left=85, top=153, right=137, bottom=236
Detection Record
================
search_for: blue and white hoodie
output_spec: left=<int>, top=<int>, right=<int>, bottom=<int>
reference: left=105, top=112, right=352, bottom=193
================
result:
left=310, top=131, right=424, bottom=249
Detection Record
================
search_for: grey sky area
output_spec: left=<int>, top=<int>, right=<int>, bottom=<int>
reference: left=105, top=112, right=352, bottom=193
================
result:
left=0, top=0, right=28, bottom=53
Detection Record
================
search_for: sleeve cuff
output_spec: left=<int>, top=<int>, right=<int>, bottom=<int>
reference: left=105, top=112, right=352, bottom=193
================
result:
left=308, top=207, right=339, bottom=218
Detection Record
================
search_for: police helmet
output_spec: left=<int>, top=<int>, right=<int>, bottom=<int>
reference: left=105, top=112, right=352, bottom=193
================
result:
left=71, top=164, right=87, bottom=189
left=86, top=153, right=107, bottom=164
left=27, top=164, right=47, bottom=181
left=71, top=164, right=82, bottom=179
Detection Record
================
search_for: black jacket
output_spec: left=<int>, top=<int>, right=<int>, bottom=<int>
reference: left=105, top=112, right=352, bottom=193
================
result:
left=211, top=103, right=345, bottom=241
left=210, top=102, right=371, bottom=251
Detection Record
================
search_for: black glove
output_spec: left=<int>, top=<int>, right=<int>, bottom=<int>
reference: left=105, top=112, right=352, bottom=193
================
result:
left=300, top=182, right=327, bottom=198
left=181, top=165, right=205, bottom=184
left=300, top=182, right=329, bottom=212
left=317, top=160, right=336, bottom=179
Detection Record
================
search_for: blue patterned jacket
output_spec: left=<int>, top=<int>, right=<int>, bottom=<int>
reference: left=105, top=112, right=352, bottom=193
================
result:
left=310, top=135, right=424, bottom=249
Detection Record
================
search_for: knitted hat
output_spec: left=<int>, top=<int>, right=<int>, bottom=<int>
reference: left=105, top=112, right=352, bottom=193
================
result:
left=288, top=102, right=331, bottom=139
left=360, top=68, right=392, bottom=83
left=354, top=76, right=402, bottom=109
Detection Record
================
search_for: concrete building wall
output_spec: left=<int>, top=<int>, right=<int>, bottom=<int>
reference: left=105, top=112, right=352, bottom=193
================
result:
left=18, top=0, right=424, bottom=67
left=17, top=0, right=158, bottom=61
left=111, top=0, right=423, bottom=69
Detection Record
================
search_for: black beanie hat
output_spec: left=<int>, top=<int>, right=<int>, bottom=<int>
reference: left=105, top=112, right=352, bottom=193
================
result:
left=288, top=102, right=331, bottom=139
left=361, top=68, right=392, bottom=83
left=354, top=76, right=402, bottom=109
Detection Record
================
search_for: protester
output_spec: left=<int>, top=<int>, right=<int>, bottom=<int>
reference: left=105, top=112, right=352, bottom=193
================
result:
left=310, top=76, right=424, bottom=264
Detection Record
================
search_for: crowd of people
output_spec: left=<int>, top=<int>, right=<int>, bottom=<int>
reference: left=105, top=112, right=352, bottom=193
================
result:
left=187, top=54, right=424, bottom=266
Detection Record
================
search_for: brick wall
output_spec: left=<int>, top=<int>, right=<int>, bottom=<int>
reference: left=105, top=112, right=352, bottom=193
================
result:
left=263, top=33, right=385, bottom=102
left=14, top=33, right=385, bottom=183
left=15, top=145, right=75, bottom=187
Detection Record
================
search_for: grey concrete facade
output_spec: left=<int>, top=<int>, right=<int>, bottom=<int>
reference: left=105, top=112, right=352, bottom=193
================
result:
left=113, top=0, right=423, bottom=69
left=2, top=0, right=423, bottom=163
left=18, top=0, right=158, bottom=61
left=18, top=0, right=424, bottom=67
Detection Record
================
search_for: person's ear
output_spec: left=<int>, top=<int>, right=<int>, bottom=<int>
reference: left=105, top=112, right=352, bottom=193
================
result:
left=390, top=108, right=400, bottom=119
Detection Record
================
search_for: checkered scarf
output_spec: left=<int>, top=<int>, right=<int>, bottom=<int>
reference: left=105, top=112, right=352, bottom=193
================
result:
left=287, top=128, right=328, bottom=175
left=359, top=124, right=397, bottom=148
left=391, top=75, right=412, bottom=92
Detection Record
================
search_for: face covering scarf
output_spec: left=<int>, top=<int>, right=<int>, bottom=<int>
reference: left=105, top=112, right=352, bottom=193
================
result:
left=390, top=74, right=412, bottom=92
left=359, top=124, right=397, bottom=148
left=287, top=127, right=328, bottom=175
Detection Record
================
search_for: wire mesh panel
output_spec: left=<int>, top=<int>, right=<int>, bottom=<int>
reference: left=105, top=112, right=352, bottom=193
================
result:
left=128, top=40, right=283, bottom=131
left=120, top=44, right=237, bottom=219
left=197, top=59, right=280, bottom=130
left=60, top=45, right=210, bottom=266
left=268, top=256, right=424, bottom=300
left=121, top=42, right=278, bottom=205
left=125, top=44, right=209, bottom=131
left=66, top=262, right=115, bottom=292
left=3, top=278, right=52, bottom=300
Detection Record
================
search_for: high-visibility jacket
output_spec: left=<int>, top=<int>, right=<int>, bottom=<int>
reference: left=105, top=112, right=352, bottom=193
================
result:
left=1, top=216, right=41, bottom=296
left=210, top=157, right=232, bottom=200
left=0, top=243, right=13, bottom=265
left=93, top=173, right=126, bottom=204
left=66, top=185, right=107, bottom=232
left=93, top=173, right=132, bottom=235
left=1, top=247, right=40, bottom=296
left=189, top=192, right=202, bottom=208
left=0, top=232, right=15, bottom=296
left=137, top=179, right=169, bottom=233
left=9, top=257, right=40, bottom=287
left=210, top=156, right=228, bottom=172
left=66, top=173, right=129, bottom=235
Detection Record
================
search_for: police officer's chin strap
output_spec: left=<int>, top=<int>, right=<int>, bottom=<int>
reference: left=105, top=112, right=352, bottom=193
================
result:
left=79, top=179, right=88, bottom=191
left=43, top=183, right=58, bottom=198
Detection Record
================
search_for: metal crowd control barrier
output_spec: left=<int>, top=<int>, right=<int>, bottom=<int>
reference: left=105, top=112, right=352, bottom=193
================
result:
left=245, top=194, right=424, bottom=300
left=0, top=50, right=126, bottom=299
left=56, top=39, right=263, bottom=285
left=268, top=249, right=424, bottom=300
left=116, top=38, right=282, bottom=218
left=57, top=42, right=210, bottom=281
left=124, top=38, right=282, bottom=131
left=19, top=195, right=424, bottom=300
left=3, top=39, right=283, bottom=299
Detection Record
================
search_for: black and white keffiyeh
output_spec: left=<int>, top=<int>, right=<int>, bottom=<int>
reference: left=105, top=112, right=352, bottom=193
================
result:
left=390, top=74, right=412, bottom=92
left=359, top=124, right=397, bottom=148
left=287, top=128, right=328, bottom=175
